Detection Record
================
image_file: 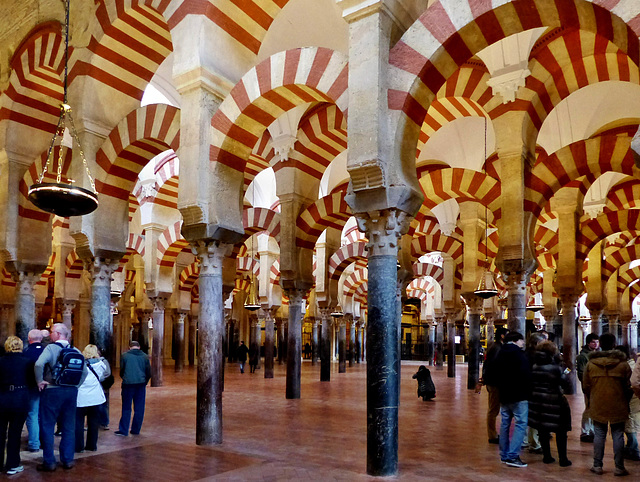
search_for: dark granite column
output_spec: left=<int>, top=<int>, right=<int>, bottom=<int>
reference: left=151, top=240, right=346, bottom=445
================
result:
left=194, top=240, right=231, bottom=445
left=505, top=271, right=528, bottom=335
left=285, top=289, right=305, bottom=399
left=435, top=316, right=445, bottom=370
left=0, top=305, right=12, bottom=344
left=263, top=307, right=275, bottom=379
left=277, top=320, right=285, bottom=364
left=175, top=311, right=186, bottom=372
left=11, top=271, right=39, bottom=343
left=319, top=307, right=331, bottom=381
left=560, top=293, right=579, bottom=394
left=188, top=315, right=197, bottom=366
left=311, top=319, right=319, bottom=365
left=356, top=319, right=362, bottom=363
left=446, top=315, right=456, bottom=378
left=150, top=296, right=167, bottom=387
left=360, top=210, right=407, bottom=477
left=338, top=319, right=346, bottom=373
left=88, top=259, right=118, bottom=360
left=463, top=294, right=483, bottom=390
left=348, top=317, right=356, bottom=366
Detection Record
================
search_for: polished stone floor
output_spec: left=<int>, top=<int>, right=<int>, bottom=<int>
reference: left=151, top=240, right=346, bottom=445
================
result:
left=12, top=360, right=638, bottom=480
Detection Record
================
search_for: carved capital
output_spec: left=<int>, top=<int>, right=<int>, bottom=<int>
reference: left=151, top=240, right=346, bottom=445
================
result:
left=285, top=288, right=305, bottom=306
left=192, top=240, right=232, bottom=275
left=357, top=209, right=409, bottom=257
left=151, top=296, right=168, bottom=313
left=462, top=293, right=484, bottom=315
left=59, top=300, right=76, bottom=316
left=12, top=271, right=39, bottom=295
left=176, top=312, right=187, bottom=324
left=503, top=271, right=529, bottom=294
left=87, top=258, right=119, bottom=288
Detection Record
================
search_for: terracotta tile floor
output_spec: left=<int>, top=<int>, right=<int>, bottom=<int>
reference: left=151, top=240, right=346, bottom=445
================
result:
left=13, top=360, right=638, bottom=480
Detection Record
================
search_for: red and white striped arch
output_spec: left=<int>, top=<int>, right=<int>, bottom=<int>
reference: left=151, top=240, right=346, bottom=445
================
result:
left=210, top=47, right=348, bottom=177
left=605, top=178, right=640, bottom=211
left=236, top=256, right=259, bottom=276
left=243, top=207, right=281, bottom=239
left=179, top=262, right=199, bottom=292
left=65, top=251, right=84, bottom=279
left=270, top=258, right=280, bottom=287
left=72, top=1, right=172, bottom=100
left=407, top=277, right=437, bottom=300
left=96, top=104, right=180, bottom=201
left=603, top=243, right=640, bottom=278
left=343, top=224, right=366, bottom=244
left=343, top=267, right=368, bottom=298
left=157, top=221, right=189, bottom=267
left=412, top=262, right=444, bottom=286
left=578, top=210, right=640, bottom=259
left=35, top=253, right=56, bottom=287
left=297, top=192, right=351, bottom=249
left=328, top=241, right=368, bottom=282
left=617, top=265, right=640, bottom=293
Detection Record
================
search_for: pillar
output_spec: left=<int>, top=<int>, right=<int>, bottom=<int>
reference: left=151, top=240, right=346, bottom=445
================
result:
left=486, top=314, right=495, bottom=344
left=319, top=307, right=332, bottom=381
left=435, top=316, right=445, bottom=370
left=446, top=315, right=456, bottom=378
left=560, top=293, right=579, bottom=394
left=59, top=300, right=75, bottom=332
left=630, top=319, right=638, bottom=355
left=87, top=258, right=118, bottom=362
left=427, top=322, right=435, bottom=366
left=263, top=307, right=276, bottom=379
left=311, top=319, right=319, bottom=365
left=189, top=315, right=197, bottom=366
left=620, top=315, right=632, bottom=347
left=285, top=289, right=305, bottom=399
left=12, top=271, right=39, bottom=343
left=175, top=311, right=186, bottom=372
left=0, top=305, right=12, bottom=342
left=505, top=272, right=528, bottom=335
left=150, top=297, right=167, bottom=387
left=277, top=319, right=285, bottom=365
left=589, top=309, right=603, bottom=336
left=358, top=320, right=364, bottom=363
left=348, top=316, right=356, bottom=367
left=463, top=294, right=483, bottom=390
left=338, top=319, right=346, bottom=373
left=194, top=241, right=231, bottom=445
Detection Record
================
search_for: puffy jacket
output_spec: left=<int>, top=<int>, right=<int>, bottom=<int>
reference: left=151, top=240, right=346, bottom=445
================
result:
left=528, top=351, right=571, bottom=433
left=495, top=342, right=531, bottom=404
left=482, top=340, right=502, bottom=386
left=120, top=348, right=151, bottom=385
left=576, top=346, right=593, bottom=384
left=77, top=358, right=107, bottom=407
left=583, top=349, right=632, bottom=424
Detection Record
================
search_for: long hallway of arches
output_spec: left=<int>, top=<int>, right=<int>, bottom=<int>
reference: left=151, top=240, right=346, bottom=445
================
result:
left=14, top=360, right=632, bottom=481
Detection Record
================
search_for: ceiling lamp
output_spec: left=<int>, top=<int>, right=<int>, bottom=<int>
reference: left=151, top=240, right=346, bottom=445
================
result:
left=244, top=177, right=260, bottom=311
left=474, top=117, right=498, bottom=300
left=526, top=303, right=544, bottom=313
left=331, top=306, right=344, bottom=318
left=28, top=0, right=98, bottom=217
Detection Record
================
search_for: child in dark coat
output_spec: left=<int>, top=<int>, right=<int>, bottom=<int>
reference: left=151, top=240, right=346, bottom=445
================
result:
left=413, top=365, right=436, bottom=401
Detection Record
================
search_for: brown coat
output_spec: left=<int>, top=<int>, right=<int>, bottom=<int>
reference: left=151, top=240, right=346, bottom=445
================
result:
left=583, top=349, right=632, bottom=424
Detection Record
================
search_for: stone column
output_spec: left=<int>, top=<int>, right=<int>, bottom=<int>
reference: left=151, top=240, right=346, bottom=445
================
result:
left=435, top=316, right=445, bottom=370
left=338, top=318, right=347, bottom=373
left=193, top=241, right=231, bottom=445
left=175, top=311, right=187, bottom=372
left=358, top=320, right=365, bottom=363
left=12, top=271, right=39, bottom=343
left=138, top=310, right=152, bottom=354
left=311, top=319, right=319, bottom=365
left=610, top=317, right=620, bottom=342
left=150, top=296, right=167, bottom=387
left=486, top=314, right=495, bottom=344
left=589, top=309, right=603, bottom=336
left=249, top=316, right=257, bottom=351
left=504, top=272, right=528, bottom=335
left=263, top=307, right=276, bottom=379
left=620, top=314, right=632, bottom=346
left=319, top=307, right=332, bottom=382
left=463, top=294, right=483, bottom=390
left=629, top=319, right=638, bottom=355
left=560, top=293, right=579, bottom=394
left=285, top=289, right=305, bottom=399
left=348, top=316, right=356, bottom=367
left=87, top=258, right=118, bottom=362
left=358, top=210, right=406, bottom=476
left=277, top=319, right=285, bottom=365
left=0, top=305, right=13, bottom=342
left=189, top=315, right=197, bottom=366
left=59, top=300, right=75, bottom=332
left=446, top=314, right=456, bottom=378
left=427, top=322, right=435, bottom=366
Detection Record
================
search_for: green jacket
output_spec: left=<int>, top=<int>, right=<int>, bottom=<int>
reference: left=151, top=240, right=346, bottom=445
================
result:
left=120, top=348, right=151, bottom=385
left=576, top=346, right=593, bottom=384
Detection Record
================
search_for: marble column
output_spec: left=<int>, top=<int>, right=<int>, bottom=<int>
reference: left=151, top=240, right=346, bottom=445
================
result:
left=609, top=317, right=620, bottom=341
left=175, top=311, right=186, bottom=372
left=319, top=307, right=332, bottom=382
left=194, top=241, right=231, bottom=445
left=0, top=305, right=13, bottom=342
left=138, top=310, right=152, bottom=354
left=463, top=295, right=483, bottom=390
left=560, top=293, right=579, bottom=394
left=505, top=272, right=528, bottom=335
left=263, top=307, right=276, bottom=379
left=277, top=320, right=286, bottom=365
left=427, top=322, right=435, bottom=366
left=12, top=271, right=39, bottom=343
left=285, top=289, right=305, bottom=399
left=589, top=309, right=603, bottom=336
left=435, top=316, right=445, bottom=370
left=620, top=315, right=632, bottom=347
left=358, top=320, right=364, bottom=363
left=446, top=315, right=456, bottom=378
left=87, top=258, right=118, bottom=362
left=629, top=319, right=638, bottom=355
left=311, top=319, right=319, bottom=365
left=189, top=315, right=197, bottom=366
left=150, top=297, right=167, bottom=386
left=348, top=317, right=356, bottom=367
left=360, top=210, right=406, bottom=476
left=486, top=315, right=495, bottom=344
left=59, top=300, right=76, bottom=332
left=338, top=319, right=347, bottom=373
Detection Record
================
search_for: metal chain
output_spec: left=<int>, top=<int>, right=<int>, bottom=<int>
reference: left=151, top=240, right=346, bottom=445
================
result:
left=37, top=112, right=65, bottom=184
left=67, top=112, right=97, bottom=192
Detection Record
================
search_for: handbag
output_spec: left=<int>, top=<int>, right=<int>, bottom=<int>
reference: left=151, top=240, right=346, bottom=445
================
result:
left=88, top=362, right=115, bottom=390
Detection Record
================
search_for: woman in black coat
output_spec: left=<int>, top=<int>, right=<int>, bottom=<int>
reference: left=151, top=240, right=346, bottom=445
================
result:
left=528, top=340, right=572, bottom=466
left=0, top=336, right=33, bottom=474
left=412, top=365, right=436, bottom=401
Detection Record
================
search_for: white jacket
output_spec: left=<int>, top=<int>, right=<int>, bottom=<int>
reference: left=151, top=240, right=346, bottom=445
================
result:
left=77, top=359, right=107, bottom=407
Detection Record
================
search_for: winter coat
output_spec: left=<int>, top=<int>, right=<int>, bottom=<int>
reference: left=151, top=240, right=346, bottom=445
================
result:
left=77, top=358, right=107, bottom=407
left=120, top=348, right=151, bottom=385
left=576, top=346, right=593, bottom=385
left=481, top=340, right=502, bottom=387
left=0, top=352, right=32, bottom=411
left=583, top=349, right=632, bottom=424
left=528, top=350, right=571, bottom=433
left=495, top=342, right=531, bottom=404
left=413, top=367, right=436, bottom=399
left=237, top=343, right=249, bottom=362
left=625, top=359, right=640, bottom=434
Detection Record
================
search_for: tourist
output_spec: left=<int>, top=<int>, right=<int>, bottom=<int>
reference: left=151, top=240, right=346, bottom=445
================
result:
left=23, top=329, right=46, bottom=452
left=76, top=344, right=108, bottom=452
left=480, top=327, right=507, bottom=444
left=237, top=341, right=249, bottom=374
left=577, top=333, right=599, bottom=443
left=412, top=365, right=435, bottom=401
left=115, top=340, right=151, bottom=436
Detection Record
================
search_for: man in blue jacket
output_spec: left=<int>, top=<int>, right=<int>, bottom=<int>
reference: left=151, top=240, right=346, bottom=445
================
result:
left=115, top=340, right=151, bottom=436
left=495, top=331, right=531, bottom=468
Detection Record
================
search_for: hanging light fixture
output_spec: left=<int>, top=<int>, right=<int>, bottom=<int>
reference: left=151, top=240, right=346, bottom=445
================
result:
left=331, top=305, right=344, bottom=319
left=474, top=117, right=498, bottom=300
left=244, top=177, right=260, bottom=311
left=28, top=0, right=98, bottom=217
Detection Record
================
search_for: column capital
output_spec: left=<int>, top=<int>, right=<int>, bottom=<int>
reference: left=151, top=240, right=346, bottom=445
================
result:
left=461, top=293, right=484, bottom=315
left=86, top=258, right=119, bottom=287
left=58, top=299, right=76, bottom=315
left=357, top=209, right=410, bottom=257
left=11, top=271, right=40, bottom=295
left=192, top=240, right=233, bottom=275
left=284, top=288, right=306, bottom=306
left=150, top=296, right=169, bottom=313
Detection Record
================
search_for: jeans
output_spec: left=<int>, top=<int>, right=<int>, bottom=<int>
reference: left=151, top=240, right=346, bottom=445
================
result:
left=499, top=400, right=528, bottom=461
left=26, top=390, right=40, bottom=449
left=98, top=390, right=110, bottom=427
left=593, top=421, right=625, bottom=469
left=0, top=406, right=28, bottom=469
left=40, top=386, right=78, bottom=466
left=118, top=383, right=146, bottom=435
left=76, top=405, right=101, bottom=451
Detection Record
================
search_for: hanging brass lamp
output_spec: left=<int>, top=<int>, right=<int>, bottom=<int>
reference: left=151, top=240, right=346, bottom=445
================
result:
left=475, top=271, right=499, bottom=299
left=244, top=275, right=261, bottom=311
left=28, top=0, right=98, bottom=217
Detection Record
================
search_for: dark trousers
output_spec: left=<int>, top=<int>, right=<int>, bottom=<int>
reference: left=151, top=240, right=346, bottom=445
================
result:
left=118, top=383, right=146, bottom=435
left=98, top=390, right=110, bottom=427
left=0, top=407, right=28, bottom=469
left=75, top=405, right=101, bottom=451
left=40, top=387, right=77, bottom=466
left=540, top=430, right=568, bottom=462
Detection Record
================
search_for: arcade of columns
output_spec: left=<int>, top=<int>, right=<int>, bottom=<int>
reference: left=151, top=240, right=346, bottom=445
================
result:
left=2, top=0, right=640, bottom=476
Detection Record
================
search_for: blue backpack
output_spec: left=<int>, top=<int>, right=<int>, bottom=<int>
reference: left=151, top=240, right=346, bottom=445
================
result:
left=52, top=343, right=85, bottom=387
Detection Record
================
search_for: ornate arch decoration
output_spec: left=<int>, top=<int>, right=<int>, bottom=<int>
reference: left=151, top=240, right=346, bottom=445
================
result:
left=328, top=241, right=368, bottom=282
left=297, top=192, right=352, bottom=249
left=157, top=220, right=189, bottom=268
left=578, top=210, right=640, bottom=260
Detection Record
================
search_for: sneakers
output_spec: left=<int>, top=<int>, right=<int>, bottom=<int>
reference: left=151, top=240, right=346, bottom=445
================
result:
left=6, top=466, right=24, bottom=475
left=590, top=466, right=603, bottom=475
left=614, top=467, right=630, bottom=477
left=114, top=430, right=128, bottom=436
left=506, top=457, right=527, bottom=468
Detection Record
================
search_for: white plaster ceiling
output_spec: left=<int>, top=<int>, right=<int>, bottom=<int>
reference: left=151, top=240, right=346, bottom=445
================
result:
left=247, top=167, right=278, bottom=208
left=144, top=53, right=180, bottom=108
